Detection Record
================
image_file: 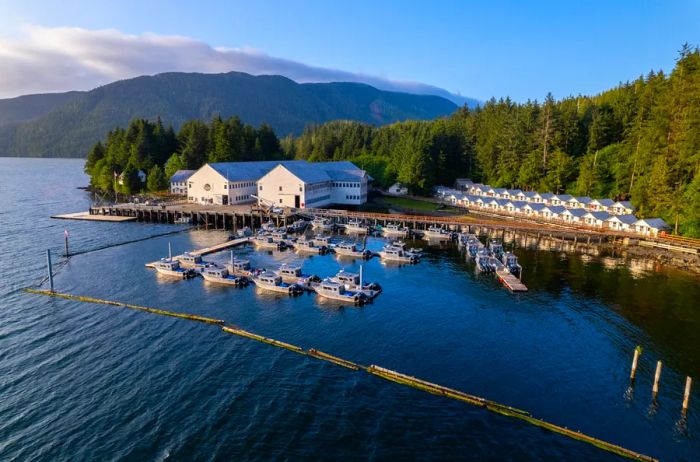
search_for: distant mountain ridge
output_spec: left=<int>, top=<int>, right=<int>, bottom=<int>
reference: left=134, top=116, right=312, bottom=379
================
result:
left=0, top=71, right=460, bottom=158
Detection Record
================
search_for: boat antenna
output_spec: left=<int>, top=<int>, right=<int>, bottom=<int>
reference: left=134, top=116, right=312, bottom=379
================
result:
left=230, top=250, right=234, bottom=267
left=360, top=264, right=363, bottom=288
left=168, top=242, right=172, bottom=261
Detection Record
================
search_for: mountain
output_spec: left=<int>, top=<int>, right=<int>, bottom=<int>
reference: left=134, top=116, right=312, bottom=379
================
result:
left=0, top=72, right=459, bottom=158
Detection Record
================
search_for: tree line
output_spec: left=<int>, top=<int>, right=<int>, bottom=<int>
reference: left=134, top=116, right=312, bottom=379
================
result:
left=85, top=46, right=700, bottom=236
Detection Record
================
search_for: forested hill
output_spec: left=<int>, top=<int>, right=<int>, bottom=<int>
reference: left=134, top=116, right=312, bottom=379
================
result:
left=0, top=71, right=458, bottom=158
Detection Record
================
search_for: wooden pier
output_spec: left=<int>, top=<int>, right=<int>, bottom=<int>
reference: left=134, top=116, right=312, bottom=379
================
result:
left=51, top=211, right=136, bottom=222
left=487, top=257, right=528, bottom=292
left=145, top=236, right=250, bottom=268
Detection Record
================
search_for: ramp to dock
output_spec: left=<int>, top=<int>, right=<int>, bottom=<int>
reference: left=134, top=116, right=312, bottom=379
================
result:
left=51, top=212, right=136, bottom=222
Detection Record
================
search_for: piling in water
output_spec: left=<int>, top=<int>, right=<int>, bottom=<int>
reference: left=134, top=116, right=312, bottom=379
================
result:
left=652, top=361, right=663, bottom=399
left=683, top=376, right=692, bottom=415
left=630, top=346, right=642, bottom=381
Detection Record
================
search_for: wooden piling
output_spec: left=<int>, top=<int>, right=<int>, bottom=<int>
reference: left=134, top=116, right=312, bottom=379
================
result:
left=682, top=376, right=692, bottom=415
left=652, top=361, right=663, bottom=399
left=630, top=346, right=641, bottom=381
left=46, top=249, right=54, bottom=292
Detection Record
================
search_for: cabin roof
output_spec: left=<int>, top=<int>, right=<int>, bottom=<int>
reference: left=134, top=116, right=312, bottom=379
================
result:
left=634, top=218, right=670, bottom=229
left=170, top=169, right=196, bottom=182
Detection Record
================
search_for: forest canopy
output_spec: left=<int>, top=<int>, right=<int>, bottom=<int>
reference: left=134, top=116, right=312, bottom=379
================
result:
left=85, top=46, right=700, bottom=236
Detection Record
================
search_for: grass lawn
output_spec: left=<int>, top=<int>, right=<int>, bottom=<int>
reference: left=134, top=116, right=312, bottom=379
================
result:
left=376, top=195, right=463, bottom=214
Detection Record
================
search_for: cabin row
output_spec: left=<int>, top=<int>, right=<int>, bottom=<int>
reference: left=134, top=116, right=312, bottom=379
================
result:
left=169, top=160, right=369, bottom=208
left=448, top=180, right=634, bottom=215
left=437, top=188, right=669, bottom=237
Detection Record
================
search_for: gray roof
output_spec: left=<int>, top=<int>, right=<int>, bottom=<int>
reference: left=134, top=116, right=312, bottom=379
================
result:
left=281, top=163, right=332, bottom=183
left=635, top=218, right=670, bottom=229
left=614, top=201, right=634, bottom=209
left=592, top=198, right=615, bottom=207
left=209, top=161, right=303, bottom=181
left=608, top=214, right=637, bottom=225
left=538, top=192, right=555, bottom=200
left=554, top=194, right=573, bottom=201
left=565, top=208, right=588, bottom=217
left=170, top=169, right=195, bottom=182
left=525, top=203, right=547, bottom=211
left=586, top=211, right=611, bottom=221
left=545, top=205, right=567, bottom=214
left=207, top=160, right=363, bottom=183
left=572, top=196, right=593, bottom=204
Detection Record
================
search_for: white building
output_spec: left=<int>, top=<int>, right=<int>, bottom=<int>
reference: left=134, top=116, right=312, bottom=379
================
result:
left=633, top=218, right=670, bottom=237
left=170, top=170, right=195, bottom=195
left=606, top=214, right=637, bottom=232
left=186, top=160, right=368, bottom=208
left=388, top=182, right=409, bottom=195
left=582, top=211, right=610, bottom=228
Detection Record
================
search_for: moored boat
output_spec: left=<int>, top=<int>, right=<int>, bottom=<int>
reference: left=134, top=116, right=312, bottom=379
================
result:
left=154, top=259, right=196, bottom=278
left=252, top=272, right=304, bottom=295
left=311, top=217, right=334, bottom=231
left=423, top=226, right=452, bottom=240
left=201, top=265, right=249, bottom=286
left=330, top=267, right=381, bottom=299
left=382, top=223, right=409, bottom=238
left=344, top=219, right=369, bottom=234
left=176, top=252, right=205, bottom=269
left=334, top=241, right=372, bottom=259
left=378, top=246, right=418, bottom=263
left=294, top=238, right=327, bottom=254
left=501, top=252, right=522, bottom=277
left=253, top=234, right=286, bottom=250
left=311, top=280, right=369, bottom=305
left=488, top=239, right=504, bottom=259
left=274, top=264, right=320, bottom=287
left=475, top=249, right=494, bottom=273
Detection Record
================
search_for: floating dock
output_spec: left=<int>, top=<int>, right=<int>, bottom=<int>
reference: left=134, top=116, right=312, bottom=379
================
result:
left=51, top=212, right=136, bottom=222
left=487, top=257, right=528, bottom=292
left=145, top=237, right=250, bottom=268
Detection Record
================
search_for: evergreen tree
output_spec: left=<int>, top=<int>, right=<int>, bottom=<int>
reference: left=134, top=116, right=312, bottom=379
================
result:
left=146, top=165, right=168, bottom=192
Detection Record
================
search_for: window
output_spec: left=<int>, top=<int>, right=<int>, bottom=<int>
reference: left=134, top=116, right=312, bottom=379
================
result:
left=279, top=199, right=283, bottom=203
left=299, top=186, right=302, bottom=192
left=259, top=185, right=263, bottom=190
left=279, top=186, right=282, bottom=191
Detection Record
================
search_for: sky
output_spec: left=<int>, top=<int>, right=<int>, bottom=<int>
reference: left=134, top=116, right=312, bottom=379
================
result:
left=0, top=0, right=698, bottom=103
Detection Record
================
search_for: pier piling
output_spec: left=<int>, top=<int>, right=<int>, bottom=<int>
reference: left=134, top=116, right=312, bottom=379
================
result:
left=46, top=249, right=54, bottom=292
left=682, top=376, right=692, bottom=415
left=64, top=230, right=70, bottom=257
left=630, top=346, right=641, bottom=382
left=652, top=361, right=663, bottom=399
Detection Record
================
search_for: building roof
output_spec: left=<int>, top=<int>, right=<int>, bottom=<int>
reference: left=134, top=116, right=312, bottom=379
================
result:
left=538, top=192, right=555, bottom=200
left=524, top=203, right=547, bottom=211
left=544, top=205, right=567, bottom=214
left=634, top=218, right=670, bottom=229
left=281, top=163, right=332, bottom=183
left=170, top=169, right=196, bottom=182
left=563, top=208, right=588, bottom=217
left=613, top=201, right=634, bottom=210
left=584, top=211, right=611, bottom=221
left=207, top=160, right=364, bottom=184
left=607, top=214, right=638, bottom=225
left=572, top=196, right=593, bottom=204
left=591, top=198, right=615, bottom=207
left=554, top=194, right=574, bottom=202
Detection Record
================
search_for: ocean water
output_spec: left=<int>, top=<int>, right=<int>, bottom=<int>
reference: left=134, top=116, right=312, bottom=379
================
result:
left=0, top=157, right=698, bottom=461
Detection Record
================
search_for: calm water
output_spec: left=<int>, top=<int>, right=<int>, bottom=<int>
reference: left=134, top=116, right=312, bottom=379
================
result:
left=1, top=157, right=699, bottom=461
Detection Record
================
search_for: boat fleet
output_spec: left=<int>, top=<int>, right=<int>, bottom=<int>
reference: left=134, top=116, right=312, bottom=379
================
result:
left=459, top=233, right=522, bottom=277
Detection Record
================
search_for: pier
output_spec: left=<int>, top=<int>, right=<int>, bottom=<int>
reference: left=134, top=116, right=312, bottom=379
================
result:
left=145, top=236, right=250, bottom=268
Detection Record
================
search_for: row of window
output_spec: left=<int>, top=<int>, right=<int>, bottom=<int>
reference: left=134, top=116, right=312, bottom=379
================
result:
left=334, top=182, right=361, bottom=188
left=345, top=195, right=362, bottom=200
left=226, top=181, right=255, bottom=190
left=233, top=194, right=252, bottom=201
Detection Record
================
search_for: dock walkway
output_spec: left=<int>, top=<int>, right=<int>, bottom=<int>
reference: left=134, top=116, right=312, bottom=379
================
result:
left=145, top=237, right=250, bottom=268
left=488, top=257, right=528, bottom=292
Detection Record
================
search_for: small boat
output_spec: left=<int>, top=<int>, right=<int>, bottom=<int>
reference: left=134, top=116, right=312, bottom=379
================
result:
left=154, top=259, right=196, bottom=278
left=501, top=252, right=522, bottom=277
left=385, top=240, right=423, bottom=257
left=252, top=272, right=304, bottom=295
left=423, top=226, right=452, bottom=240
left=378, top=246, right=418, bottom=263
left=311, top=280, right=369, bottom=305
left=287, top=220, right=309, bottom=233
left=274, top=264, right=320, bottom=287
left=475, top=249, right=493, bottom=273
left=260, top=221, right=276, bottom=232
left=382, top=223, right=409, bottom=238
left=230, top=227, right=253, bottom=239
left=174, top=216, right=191, bottom=224
left=467, top=238, right=482, bottom=259
left=294, top=238, right=327, bottom=254
left=227, top=258, right=254, bottom=277
left=201, top=265, right=249, bottom=286
left=312, top=235, right=332, bottom=246
left=345, top=219, right=369, bottom=234
left=311, top=217, right=334, bottom=231
left=271, top=230, right=289, bottom=241
left=334, top=242, right=372, bottom=259
left=330, top=268, right=381, bottom=299
left=253, top=234, right=286, bottom=250
left=176, top=252, right=205, bottom=269
left=488, top=239, right=504, bottom=258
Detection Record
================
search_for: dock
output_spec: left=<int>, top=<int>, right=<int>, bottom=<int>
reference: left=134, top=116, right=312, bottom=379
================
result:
left=488, top=257, right=528, bottom=292
left=145, top=236, right=250, bottom=268
left=51, top=211, right=136, bottom=222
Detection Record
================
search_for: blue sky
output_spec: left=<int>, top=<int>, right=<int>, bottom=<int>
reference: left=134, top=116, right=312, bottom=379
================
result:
left=0, top=0, right=698, bottom=101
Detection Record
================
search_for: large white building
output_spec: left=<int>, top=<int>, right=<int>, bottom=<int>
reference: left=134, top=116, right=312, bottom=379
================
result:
left=185, top=160, right=368, bottom=208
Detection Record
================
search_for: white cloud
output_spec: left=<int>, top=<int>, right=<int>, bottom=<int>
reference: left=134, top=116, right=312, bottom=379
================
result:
left=0, top=25, right=469, bottom=104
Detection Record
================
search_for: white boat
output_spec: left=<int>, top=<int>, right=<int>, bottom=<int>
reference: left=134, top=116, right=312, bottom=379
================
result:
left=176, top=252, right=205, bottom=269
left=330, top=267, right=381, bottom=299
left=274, top=264, right=320, bottom=287
left=475, top=249, right=494, bottom=273
left=382, top=223, right=409, bottom=238
left=312, top=235, right=332, bottom=246
left=378, top=246, right=418, bottom=263
left=174, top=216, right=191, bottom=224
left=252, top=272, right=304, bottom=295
left=294, top=238, right=327, bottom=254
left=385, top=240, right=423, bottom=257
left=154, top=259, right=196, bottom=278
left=226, top=258, right=254, bottom=277
left=334, top=242, right=372, bottom=259
left=287, top=220, right=309, bottom=233
left=501, top=252, right=522, bottom=277
left=260, top=221, right=276, bottom=232
left=311, top=280, right=369, bottom=305
left=488, top=239, right=504, bottom=258
left=344, top=219, right=368, bottom=234
left=230, top=227, right=253, bottom=239
left=201, top=265, right=249, bottom=286
left=253, top=234, right=286, bottom=250
left=423, top=226, right=452, bottom=240
left=311, top=217, right=334, bottom=231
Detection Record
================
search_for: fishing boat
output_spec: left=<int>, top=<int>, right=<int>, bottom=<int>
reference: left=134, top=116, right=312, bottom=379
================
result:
left=378, top=246, right=418, bottom=263
left=488, top=239, right=504, bottom=259
left=274, top=264, right=320, bottom=287
left=385, top=240, right=423, bottom=258
left=229, top=227, right=253, bottom=239
left=271, top=230, right=289, bottom=241
left=344, top=219, right=369, bottom=234
left=260, top=221, right=276, bottom=232
left=334, top=242, right=372, bottom=259
left=253, top=234, right=286, bottom=250
left=382, top=223, right=409, bottom=238
left=467, top=238, right=483, bottom=259
left=311, top=280, right=369, bottom=305
left=252, top=272, right=304, bottom=295
left=330, top=267, right=381, bottom=299
left=287, top=219, right=309, bottom=233
left=311, top=217, right=334, bottom=231
left=226, top=257, right=254, bottom=277
left=423, top=226, right=452, bottom=240
left=501, top=252, right=522, bottom=277
left=201, top=265, right=249, bottom=286
left=176, top=252, right=205, bottom=269
left=475, top=249, right=494, bottom=273
left=294, top=238, right=327, bottom=254
left=174, top=216, right=191, bottom=224
left=312, top=234, right=332, bottom=246
left=153, top=259, right=197, bottom=278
